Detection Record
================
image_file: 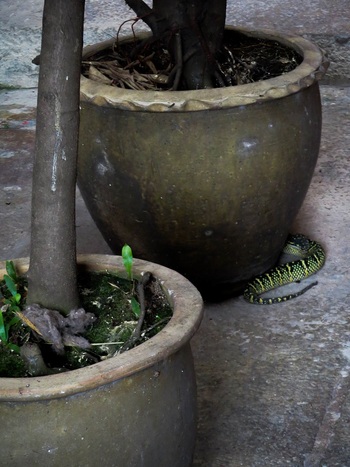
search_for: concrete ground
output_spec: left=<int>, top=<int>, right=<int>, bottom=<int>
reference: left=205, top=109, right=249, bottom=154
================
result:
left=1, top=1, right=350, bottom=466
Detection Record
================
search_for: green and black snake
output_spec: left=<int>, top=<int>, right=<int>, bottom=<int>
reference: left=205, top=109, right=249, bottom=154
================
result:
left=243, top=233, right=325, bottom=305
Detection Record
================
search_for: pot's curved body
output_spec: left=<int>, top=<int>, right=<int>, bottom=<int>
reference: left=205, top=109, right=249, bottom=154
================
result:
left=78, top=27, right=328, bottom=292
left=0, top=256, right=203, bottom=467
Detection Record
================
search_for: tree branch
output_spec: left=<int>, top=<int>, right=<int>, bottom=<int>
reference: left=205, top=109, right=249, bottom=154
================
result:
left=123, top=0, right=161, bottom=35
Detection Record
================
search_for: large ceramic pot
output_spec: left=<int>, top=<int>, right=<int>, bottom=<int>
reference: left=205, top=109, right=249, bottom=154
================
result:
left=78, top=27, right=328, bottom=292
left=0, top=255, right=203, bottom=466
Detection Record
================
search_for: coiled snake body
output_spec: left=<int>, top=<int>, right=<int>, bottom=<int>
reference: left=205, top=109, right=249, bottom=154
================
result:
left=243, top=234, right=325, bottom=305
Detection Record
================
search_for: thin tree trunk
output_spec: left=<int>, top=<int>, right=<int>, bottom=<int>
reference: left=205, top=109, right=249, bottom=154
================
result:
left=124, top=0, right=227, bottom=89
left=27, top=0, right=85, bottom=314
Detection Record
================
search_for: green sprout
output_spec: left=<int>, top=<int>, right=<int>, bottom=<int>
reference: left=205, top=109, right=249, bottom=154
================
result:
left=121, top=244, right=140, bottom=318
left=0, top=261, right=22, bottom=353
left=122, top=244, right=134, bottom=281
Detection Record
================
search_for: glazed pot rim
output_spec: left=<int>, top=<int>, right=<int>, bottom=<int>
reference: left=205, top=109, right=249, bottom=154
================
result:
left=80, top=25, right=329, bottom=112
left=0, top=255, right=203, bottom=401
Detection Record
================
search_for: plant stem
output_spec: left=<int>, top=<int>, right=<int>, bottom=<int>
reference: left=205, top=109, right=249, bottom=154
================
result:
left=133, top=273, right=149, bottom=339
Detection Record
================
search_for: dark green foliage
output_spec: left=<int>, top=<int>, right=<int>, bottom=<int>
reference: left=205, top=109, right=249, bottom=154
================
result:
left=0, top=267, right=172, bottom=376
left=0, top=261, right=28, bottom=354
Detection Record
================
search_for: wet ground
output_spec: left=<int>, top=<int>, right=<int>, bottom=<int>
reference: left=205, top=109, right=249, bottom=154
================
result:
left=1, top=1, right=350, bottom=466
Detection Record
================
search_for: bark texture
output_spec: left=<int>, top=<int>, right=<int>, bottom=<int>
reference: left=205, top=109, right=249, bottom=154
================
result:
left=124, top=0, right=227, bottom=89
left=27, top=0, right=85, bottom=314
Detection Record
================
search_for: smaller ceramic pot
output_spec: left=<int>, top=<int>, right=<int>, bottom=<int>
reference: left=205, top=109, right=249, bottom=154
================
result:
left=0, top=255, right=203, bottom=467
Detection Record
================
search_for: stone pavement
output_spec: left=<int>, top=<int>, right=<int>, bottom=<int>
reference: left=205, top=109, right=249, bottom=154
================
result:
left=1, top=1, right=350, bottom=466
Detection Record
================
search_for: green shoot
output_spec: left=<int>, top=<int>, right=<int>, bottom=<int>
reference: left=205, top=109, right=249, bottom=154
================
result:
left=0, top=311, right=7, bottom=343
left=5, top=260, right=18, bottom=282
left=122, top=244, right=134, bottom=281
left=121, top=245, right=141, bottom=318
left=0, top=261, right=22, bottom=353
left=3, top=261, right=22, bottom=312
left=0, top=312, right=20, bottom=353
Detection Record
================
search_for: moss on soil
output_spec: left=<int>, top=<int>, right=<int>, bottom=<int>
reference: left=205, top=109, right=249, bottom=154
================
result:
left=0, top=271, right=172, bottom=377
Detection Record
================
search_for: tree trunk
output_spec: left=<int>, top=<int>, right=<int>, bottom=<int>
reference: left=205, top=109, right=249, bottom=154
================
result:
left=27, top=0, right=85, bottom=314
left=124, top=0, right=227, bottom=89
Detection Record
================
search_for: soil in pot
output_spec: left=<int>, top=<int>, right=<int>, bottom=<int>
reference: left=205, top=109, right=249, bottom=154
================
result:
left=81, top=29, right=303, bottom=91
left=0, top=264, right=172, bottom=377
